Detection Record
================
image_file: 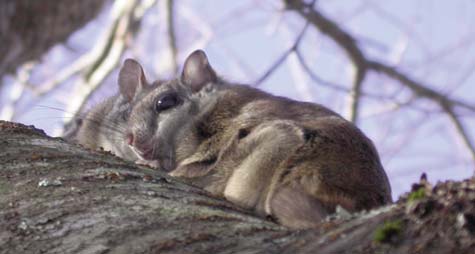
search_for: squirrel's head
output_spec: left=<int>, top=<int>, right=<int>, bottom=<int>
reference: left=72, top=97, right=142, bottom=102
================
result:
left=119, top=50, right=220, bottom=171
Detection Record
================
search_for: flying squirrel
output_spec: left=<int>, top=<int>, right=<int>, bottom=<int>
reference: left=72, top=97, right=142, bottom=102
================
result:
left=70, top=50, right=392, bottom=229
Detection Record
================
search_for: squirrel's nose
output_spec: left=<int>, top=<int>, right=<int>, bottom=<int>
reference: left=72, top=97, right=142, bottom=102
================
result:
left=126, top=133, right=134, bottom=146
left=127, top=132, right=155, bottom=160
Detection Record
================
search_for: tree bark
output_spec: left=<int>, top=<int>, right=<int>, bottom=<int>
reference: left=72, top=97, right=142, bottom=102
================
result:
left=0, top=0, right=107, bottom=81
left=1, top=120, right=474, bottom=253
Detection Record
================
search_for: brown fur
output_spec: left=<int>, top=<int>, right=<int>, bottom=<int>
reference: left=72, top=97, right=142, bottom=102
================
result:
left=121, top=50, right=392, bottom=229
left=73, top=95, right=138, bottom=162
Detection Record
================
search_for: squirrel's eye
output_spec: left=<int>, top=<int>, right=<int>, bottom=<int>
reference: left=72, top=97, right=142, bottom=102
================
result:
left=155, top=93, right=179, bottom=112
left=120, top=108, right=130, bottom=121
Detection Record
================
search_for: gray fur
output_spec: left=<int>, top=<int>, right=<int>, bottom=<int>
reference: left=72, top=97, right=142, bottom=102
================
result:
left=69, top=94, right=138, bottom=162
left=122, top=50, right=392, bottom=229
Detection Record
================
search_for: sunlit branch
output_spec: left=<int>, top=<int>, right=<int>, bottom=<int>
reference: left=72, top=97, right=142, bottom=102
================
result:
left=58, top=0, right=157, bottom=135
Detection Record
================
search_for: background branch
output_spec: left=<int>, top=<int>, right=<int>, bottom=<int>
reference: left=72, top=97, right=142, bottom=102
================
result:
left=285, top=0, right=475, bottom=169
left=60, top=0, right=156, bottom=130
left=166, top=0, right=179, bottom=74
left=254, top=22, right=309, bottom=86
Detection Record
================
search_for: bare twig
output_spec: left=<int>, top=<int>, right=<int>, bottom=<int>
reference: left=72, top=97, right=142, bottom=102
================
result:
left=165, top=0, right=178, bottom=74
left=254, top=22, right=309, bottom=86
left=58, top=0, right=157, bottom=133
left=285, top=0, right=475, bottom=168
left=285, top=0, right=367, bottom=122
left=366, top=0, right=431, bottom=57
left=0, top=62, right=35, bottom=120
left=63, top=0, right=139, bottom=119
left=295, top=49, right=402, bottom=101
left=27, top=54, right=95, bottom=97
left=441, top=103, right=475, bottom=163
left=294, top=49, right=350, bottom=93
left=7, top=0, right=157, bottom=132
left=367, top=61, right=475, bottom=112
left=367, top=60, right=475, bottom=165
left=347, top=65, right=366, bottom=122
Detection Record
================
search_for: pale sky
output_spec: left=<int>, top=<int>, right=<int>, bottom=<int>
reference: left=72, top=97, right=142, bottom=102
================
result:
left=2, top=0, right=474, bottom=199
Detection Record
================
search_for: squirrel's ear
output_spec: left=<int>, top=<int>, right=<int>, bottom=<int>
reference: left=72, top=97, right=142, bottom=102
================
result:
left=181, top=50, right=217, bottom=92
left=119, top=59, right=147, bottom=102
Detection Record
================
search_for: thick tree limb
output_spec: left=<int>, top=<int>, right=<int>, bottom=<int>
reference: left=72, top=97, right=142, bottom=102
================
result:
left=1, top=121, right=475, bottom=253
left=0, top=121, right=285, bottom=253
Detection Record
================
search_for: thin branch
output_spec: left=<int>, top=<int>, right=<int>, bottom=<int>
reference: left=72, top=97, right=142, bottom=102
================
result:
left=295, top=49, right=404, bottom=101
left=253, top=49, right=292, bottom=87
left=10, top=0, right=154, bottom=129
left=367, top=61, right=475, bottom=112
left=166, top=0, right=178, bottom=74
left=347, top=65, right=366, bottom=122
left=254, top=22, right=309, bottom=86
left=441, top=103, right=475, bottom=163
left=368, top=59, right=475, bottom=166
left=294, top=49, right=350, bottom=93
left=58, top=0, right=157, bottom=133
left=285, top=0, right=367, bottom=123
left=26, top=54, right=94, bottom=97
left=0, top=62, right=35, bottom=120
left=64, top=0, right=138, bottom=119
left=366, top=0, right=431, bottom=57
left=285, top=0, right=475, bottom=168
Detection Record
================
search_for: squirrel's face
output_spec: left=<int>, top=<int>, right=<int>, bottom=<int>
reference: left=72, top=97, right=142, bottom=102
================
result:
left=126, top=80, right=200, bottom=171
left=101, top=95, right=138, bottom=161
left=118, top=50, right=218, bottom=171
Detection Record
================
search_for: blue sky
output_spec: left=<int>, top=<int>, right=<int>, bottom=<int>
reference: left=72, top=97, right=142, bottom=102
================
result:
left=1, top=0, right=474, bottom=199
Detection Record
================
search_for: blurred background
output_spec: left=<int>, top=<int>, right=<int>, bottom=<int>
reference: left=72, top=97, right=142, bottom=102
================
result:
left=1, top=0, right=474, bottom=199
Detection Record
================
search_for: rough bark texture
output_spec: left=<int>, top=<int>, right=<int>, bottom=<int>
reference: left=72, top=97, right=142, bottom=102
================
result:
left=0, top=0, right=107, bottom=80
left=0, top=120, right=474, bottom=253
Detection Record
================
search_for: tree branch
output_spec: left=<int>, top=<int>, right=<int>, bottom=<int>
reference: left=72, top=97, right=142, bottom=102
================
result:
left=254, top=22, right=309, bottom=86
left=285, top=0, right=367, bottom=122
left=166, top=0, right=178, bottom=74
left=285, top=0, right=475, bottom=168
left=367, top=61, right=475, bottom=112
left=1, top=120, right=474, bottom=253
left=441, top=103, right=475, bottom=163
left=59, top=0, right=157, bottom=132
